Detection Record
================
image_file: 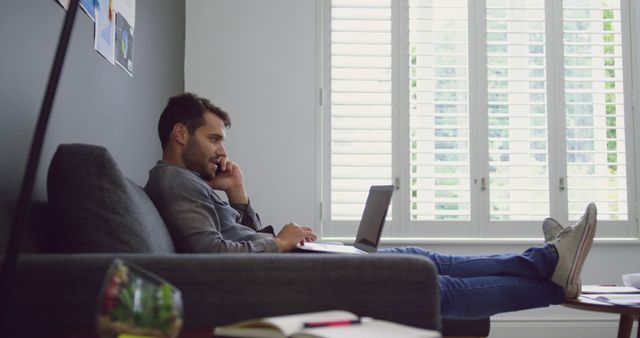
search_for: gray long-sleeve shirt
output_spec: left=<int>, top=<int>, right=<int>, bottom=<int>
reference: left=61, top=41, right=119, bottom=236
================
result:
left=145, top=161, right=278, bottom=253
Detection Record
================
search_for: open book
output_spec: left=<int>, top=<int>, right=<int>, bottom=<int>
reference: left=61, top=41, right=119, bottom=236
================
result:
left=213, top=310, right=441, bottom=338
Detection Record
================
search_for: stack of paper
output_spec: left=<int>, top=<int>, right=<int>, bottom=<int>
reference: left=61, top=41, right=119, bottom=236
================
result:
left=581, top=285, right=640, bottom=306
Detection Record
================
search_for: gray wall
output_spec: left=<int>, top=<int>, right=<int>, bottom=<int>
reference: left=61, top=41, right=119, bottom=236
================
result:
left=185, top=0, right=319, bottom=230
left=0, top=0, right=185, bottom=201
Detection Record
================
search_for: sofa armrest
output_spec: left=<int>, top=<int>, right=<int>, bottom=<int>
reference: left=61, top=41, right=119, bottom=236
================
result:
left=4, top=253, right=440, bottom=335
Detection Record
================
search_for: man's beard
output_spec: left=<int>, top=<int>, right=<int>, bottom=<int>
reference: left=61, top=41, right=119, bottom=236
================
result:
left=182, top=138, right=215, bottom=181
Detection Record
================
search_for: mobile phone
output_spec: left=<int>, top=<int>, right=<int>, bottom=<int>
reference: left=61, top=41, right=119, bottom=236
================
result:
left=215, top=164, right=223, bottom=175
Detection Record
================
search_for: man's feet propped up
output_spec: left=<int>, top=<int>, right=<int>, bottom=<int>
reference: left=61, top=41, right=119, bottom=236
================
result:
left=549, top=203, right=597, bottom=299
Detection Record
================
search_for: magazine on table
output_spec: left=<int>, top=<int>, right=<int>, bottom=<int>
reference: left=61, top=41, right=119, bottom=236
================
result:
left=582, top=294, right=640, bottom=306
left=582, top=285, right=640, bottom=294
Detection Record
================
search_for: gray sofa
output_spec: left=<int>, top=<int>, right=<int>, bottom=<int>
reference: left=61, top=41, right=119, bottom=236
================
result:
left=0, top=144, right=490, bottom=337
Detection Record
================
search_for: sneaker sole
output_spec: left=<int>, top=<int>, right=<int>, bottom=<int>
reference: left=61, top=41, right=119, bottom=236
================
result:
left=566, top=204, right=597, bottom=292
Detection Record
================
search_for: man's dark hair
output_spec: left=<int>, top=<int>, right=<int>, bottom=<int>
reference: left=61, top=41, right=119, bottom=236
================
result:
left=158, top=93, right=231, bottom=149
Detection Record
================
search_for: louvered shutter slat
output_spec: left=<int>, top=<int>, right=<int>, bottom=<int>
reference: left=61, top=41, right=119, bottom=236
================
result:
left=409, top=0, right=471, bottom=221
left=564, top=0, right=627, bottom=220
left=331, top=0, right=393, bottom=220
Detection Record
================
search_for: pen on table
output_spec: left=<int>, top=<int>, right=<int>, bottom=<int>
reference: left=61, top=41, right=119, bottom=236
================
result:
left=303, top=318, right=362, bottom=328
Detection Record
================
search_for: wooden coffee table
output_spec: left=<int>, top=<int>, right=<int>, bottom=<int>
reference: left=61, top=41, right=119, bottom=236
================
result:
left=564, top=294, right=640, bottom=338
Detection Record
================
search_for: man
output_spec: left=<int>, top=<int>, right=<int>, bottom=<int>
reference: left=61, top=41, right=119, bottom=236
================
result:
left=145, top=93, right=317, bottom=253
left=145, top=93, right=596, bottom=320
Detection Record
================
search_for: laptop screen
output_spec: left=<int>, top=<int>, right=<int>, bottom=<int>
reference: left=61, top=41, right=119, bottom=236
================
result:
left=353, top=185, right=394, bottom=253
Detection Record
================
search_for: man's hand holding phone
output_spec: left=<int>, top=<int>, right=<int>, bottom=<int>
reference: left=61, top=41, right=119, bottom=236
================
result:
left=208, top=158, right=249, bottom=205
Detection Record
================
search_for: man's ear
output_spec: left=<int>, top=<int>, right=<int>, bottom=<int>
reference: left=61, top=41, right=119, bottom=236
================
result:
left=171, top=123, right=189, bottom=146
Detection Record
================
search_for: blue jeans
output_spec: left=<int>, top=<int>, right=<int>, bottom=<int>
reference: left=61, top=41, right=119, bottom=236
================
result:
left=379, top=245, right=565, bottom=319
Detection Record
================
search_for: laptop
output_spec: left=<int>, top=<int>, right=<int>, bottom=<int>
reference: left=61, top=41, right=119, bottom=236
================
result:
left=295, top=185, right=394, bottom=254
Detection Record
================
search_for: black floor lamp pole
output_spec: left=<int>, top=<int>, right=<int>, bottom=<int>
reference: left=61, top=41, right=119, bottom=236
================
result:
left=0, top=0, right=81, bottom=325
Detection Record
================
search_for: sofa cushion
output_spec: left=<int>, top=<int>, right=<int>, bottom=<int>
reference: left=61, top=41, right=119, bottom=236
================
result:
left=46, top=143, right=175, bottom=253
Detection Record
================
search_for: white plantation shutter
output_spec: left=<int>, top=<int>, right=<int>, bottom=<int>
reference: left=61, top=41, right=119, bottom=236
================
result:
left=409, top=0, right=470, bottom=221
left=485, top=0, right=549, bottom=220
left=331, top=0, right=393, bottom=220
left=323, top=0, right=636, bottom=238
left=563, top=0, right=628, bottom=221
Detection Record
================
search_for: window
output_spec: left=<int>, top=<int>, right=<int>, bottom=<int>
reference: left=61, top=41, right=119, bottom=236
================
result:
left=409, top=0, right=470, bottom=223
left=484, top=0, right=549, bottom=222
left=563, top=1, right=628, bottom=222
left=322, top=0, right=638, bottom=238
left=330, top=1, right=393, bottom=223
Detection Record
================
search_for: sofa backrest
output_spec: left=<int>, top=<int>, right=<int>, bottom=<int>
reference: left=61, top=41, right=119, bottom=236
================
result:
left=46, top=143, right=175, bottom=253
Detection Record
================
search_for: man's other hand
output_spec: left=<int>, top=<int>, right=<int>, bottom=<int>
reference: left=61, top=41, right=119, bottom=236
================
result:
left=275, top=223, right=317, bottom=252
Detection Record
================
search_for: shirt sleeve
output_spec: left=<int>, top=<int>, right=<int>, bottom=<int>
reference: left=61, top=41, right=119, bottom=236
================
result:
left=149, top=172, right=278, bottom=253
left=230, top=201, right=262, bottom=231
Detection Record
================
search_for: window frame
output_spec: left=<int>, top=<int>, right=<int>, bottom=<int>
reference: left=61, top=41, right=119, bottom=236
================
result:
left=319, top=0, right=639, bottom=240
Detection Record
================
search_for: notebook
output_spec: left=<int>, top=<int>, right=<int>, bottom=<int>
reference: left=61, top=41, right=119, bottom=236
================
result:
left=213, top=310, right=441, bottom=338
left=295, top=185, right=394, bottom=254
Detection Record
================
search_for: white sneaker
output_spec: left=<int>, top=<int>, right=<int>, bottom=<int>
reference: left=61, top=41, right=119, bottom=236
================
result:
left=549, top=203, right=597, bottom=299
left=543, top=218, right=564, bottom=242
